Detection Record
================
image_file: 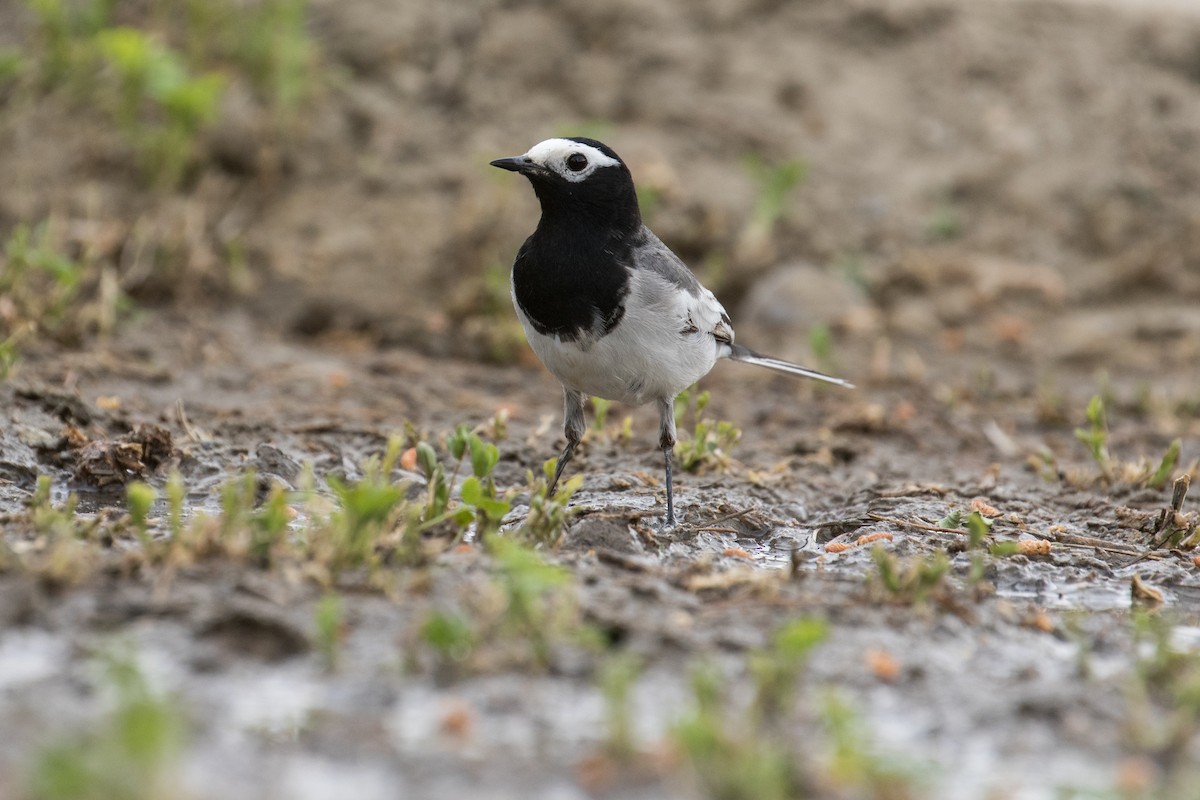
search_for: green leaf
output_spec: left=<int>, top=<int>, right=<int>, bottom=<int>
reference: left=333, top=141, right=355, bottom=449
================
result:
left=468, top=434, right=499, bottom=479
left=415, top=442, right=439, bottom=480
left=989, top=541, right=1020, bottom=557
left=461, top=476, right=510, bottom=520
left=1150, top=438, right=1181, bottom=489
left=421, top=611, right=473, bottom=658
left=773, top=618, right=827, bottom=661
left=966, top=511, right=992, bottom=549
left=937, top=509, right=964, bottom=529
left=447, top=424, right=470, bottom=461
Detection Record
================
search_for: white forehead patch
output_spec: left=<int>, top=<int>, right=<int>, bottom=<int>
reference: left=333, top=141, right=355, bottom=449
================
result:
left=524, top=138, right=622, bottom=183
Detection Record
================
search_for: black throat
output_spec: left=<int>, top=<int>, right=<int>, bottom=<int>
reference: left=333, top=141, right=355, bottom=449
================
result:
left=511, top=173, right=642, bottom=342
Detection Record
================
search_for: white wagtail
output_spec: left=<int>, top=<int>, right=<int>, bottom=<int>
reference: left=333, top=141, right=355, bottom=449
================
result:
left=491, top=137, right=852, bottom=527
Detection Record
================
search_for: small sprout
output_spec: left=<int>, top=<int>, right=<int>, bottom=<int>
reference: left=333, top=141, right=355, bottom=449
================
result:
left=516, top=459, right=582, bottom=547
left=599, top=653, right=642, bottom=759
left=126, top=481, right=157, bottom=545
left=459, top=475, right=511, bottom=539
left=750, top=618, right=828, bottom=725
left=808, top=323, right=835, bottom=372
left=870, top=547, right=950, bottom=605
left=937, top=509, right=964, bottom=529
left=672, top=661, right=800, bottom=800
left=446, top=424, right=471, bottom=461
left=421, top=611, right=475, bottom=665
left=490, top=407, right=509, bottom=440
left=488, top=536, right=572, bottom=667
left=966, top=510, right=992, bottom=550
left=745, top=154, right=807, bottom=229
left=28, top=652, right=186, bottom=800
left=415, top=442, right=440, bottom=479
left=28, top=474, right=80, bottom=538
left=675, top=388, right=742, bottom=473
left=467, top=433, right=500, bottom=479
left=0, top=332, right=20, bottom=380
left=314, top=592, right=344, bottom=670
left=988, top=540, right=1021, bottom=557
left=1074, top=394, right=1111, bottom=478
left=591, top=397, right=612, bottom=434
left=821, top=694, right=920, bottom=794
left=1150, top=439, right=1182, bottom=490
left=250, top=483, right=292, bottom=562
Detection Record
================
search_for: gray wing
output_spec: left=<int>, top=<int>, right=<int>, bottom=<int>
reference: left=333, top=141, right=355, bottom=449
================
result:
left=625, top=226, right=734, bottom=345
left=626, top=227, right=705, bottom=295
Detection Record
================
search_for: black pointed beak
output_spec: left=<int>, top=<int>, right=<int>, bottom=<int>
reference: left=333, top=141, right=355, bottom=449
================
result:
left=490, top=155, right=533, bottom=173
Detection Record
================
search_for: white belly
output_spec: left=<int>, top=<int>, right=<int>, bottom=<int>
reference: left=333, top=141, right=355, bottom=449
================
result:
left=514, top=270, right=721, bottom=405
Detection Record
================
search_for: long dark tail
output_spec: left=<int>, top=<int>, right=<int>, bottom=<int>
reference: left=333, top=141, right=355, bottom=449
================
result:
left=726, top=343, right=854, bottom=388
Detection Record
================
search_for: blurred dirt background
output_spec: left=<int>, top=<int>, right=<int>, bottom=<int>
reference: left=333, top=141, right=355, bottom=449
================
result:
left=3, top=0, right=1200, bottom=798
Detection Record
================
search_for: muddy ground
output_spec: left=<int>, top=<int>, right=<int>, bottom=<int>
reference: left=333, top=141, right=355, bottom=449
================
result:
left=3, top=0, right=1200, bottom=798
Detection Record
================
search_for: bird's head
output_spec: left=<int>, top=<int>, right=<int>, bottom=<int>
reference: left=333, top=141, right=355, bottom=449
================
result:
left=491, top=137, right=639, bottom=229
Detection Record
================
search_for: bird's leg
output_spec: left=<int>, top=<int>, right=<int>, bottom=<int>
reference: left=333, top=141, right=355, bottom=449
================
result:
left=549, top=387, right=586, bottom=496
left=658, top=397, right=678, bottom=528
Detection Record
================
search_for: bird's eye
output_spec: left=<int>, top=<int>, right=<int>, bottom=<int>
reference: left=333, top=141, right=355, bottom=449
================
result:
left=566, top=153, right=588, bottom=172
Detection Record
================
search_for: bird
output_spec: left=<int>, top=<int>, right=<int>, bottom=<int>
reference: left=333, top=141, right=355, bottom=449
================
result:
left=491, top=137, right=852, bottom=528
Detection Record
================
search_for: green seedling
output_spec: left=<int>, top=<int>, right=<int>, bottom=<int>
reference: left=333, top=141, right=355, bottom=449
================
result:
left=414, top=440, right=452, bottom=522
left=516, top=458, right=583, bottom=547
left=0, top=332, right=20, bottom=380
left=590, top=397, right=612, bottom=434
left=1149, top=439, right=1182, bottom=490
left=419, top=425, right=511, bottom=537
left=27, top=652, right=185, bottom=800
left=251, top=482, right=293, bottom=562
left=125, top=481, right=157, bottom=546
left=2, top=222, right=84, bottom=334
left=1122, top=613, right=1200, bottom=791
left=744, top=154, right=807, bottom=230
left=1074, top=394, right=1112, bottom=478
left=234, top=0, right=316, bottom=113
left=599, top=652, right=642, bottom=759
left=672, top=664, right=800, bottom=800
left=937, top=509, right=964, bottom=529
left=314, top=592, right=344, bottom=671
left=750, top=618, right=828, bottom=726
left=460, top=475, right=511, bottom=538
left=22, top=476, right=98, bottom=585
left=489, top=407, right=509, bottom=441
left=1054, top=394, right=1189, bottom=489
left=808, top=323, right=835, bottom=374
left=674, top=387, right=742, bottom=473
left=96, top=26, right=225, bottom=187
left=24, top=0, right=115, bottom=89
left=218, top=470, right=257, bottom=542
left=327, top=438, right=406, bottom=570
left=28, top=475, right=81, bottom=538
left=0, top=48, right=24, bottom=88
left=488, top=536, right=572, bottom=667
left=870, top=546, right=950, bottom=605
left=421, top=610, right=475, bottom=668
left=965, top=510, right=991, bottom=550
left=1, top=220, right=128, bottom=363
left=820, top=693, right=920, bottom=797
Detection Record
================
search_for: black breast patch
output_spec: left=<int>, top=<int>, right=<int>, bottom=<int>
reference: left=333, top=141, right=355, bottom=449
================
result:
left=511, top=234, right=630, bottom=342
